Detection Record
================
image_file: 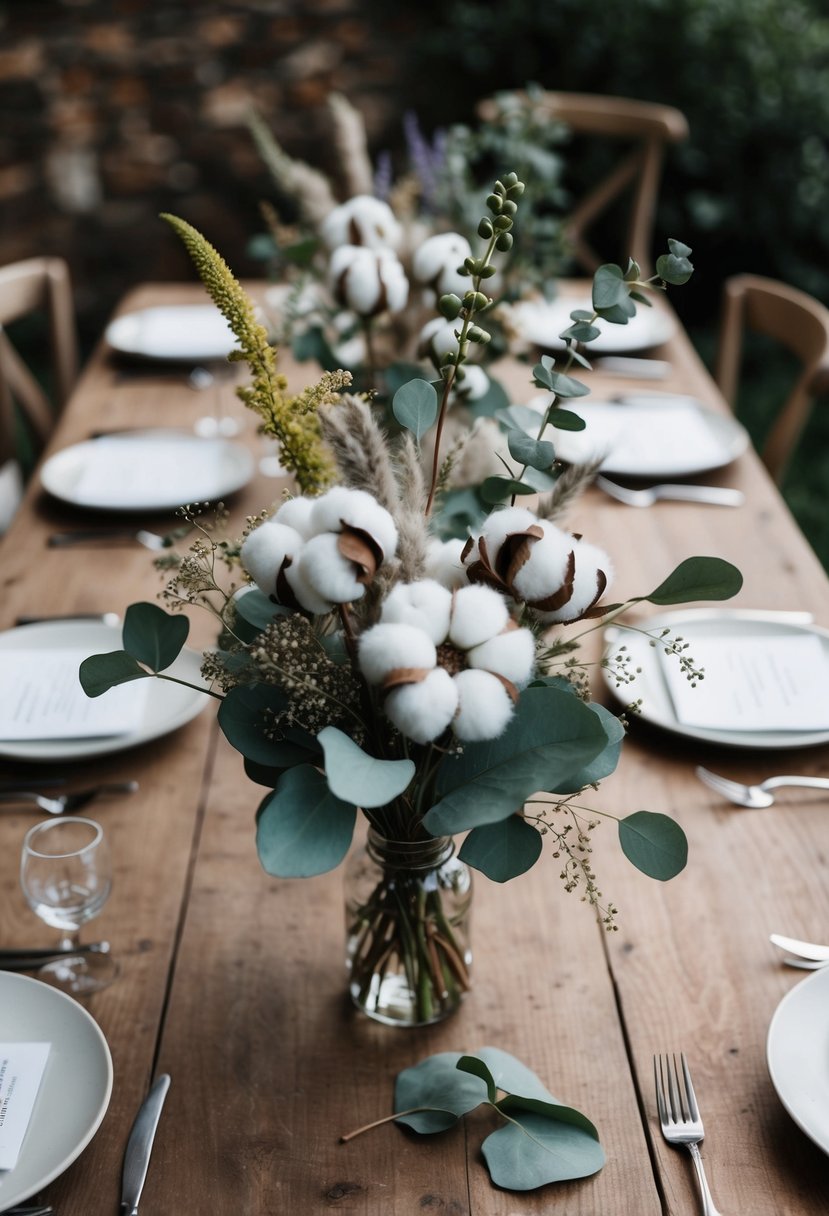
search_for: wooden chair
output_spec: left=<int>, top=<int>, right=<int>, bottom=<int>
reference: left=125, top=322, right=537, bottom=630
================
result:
left=0, top=257, right=78, bottom=526
left=477, top=90, right=689, bottom=275
left=714, top=274, right=829, bottom=484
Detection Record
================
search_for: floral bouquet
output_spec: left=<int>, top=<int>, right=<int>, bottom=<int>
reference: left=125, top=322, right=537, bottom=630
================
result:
left=81, top=172, right=741, bottom=1026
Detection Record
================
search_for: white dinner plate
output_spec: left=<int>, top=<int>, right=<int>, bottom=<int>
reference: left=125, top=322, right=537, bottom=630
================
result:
left=40, top=430, right=253, bottom=512
left=105, top=304, right=239, bottom=362
left=602, top=608, right=829, bottom=749
left=509, top=295, right=676, bottom=354
left=0, top=973, right=113, bottom=1212
left=0, top=619, right=209, bottom=763
left=767, top=964, right=829, bottom=1155
left=526, top=394, right=749, bottom=477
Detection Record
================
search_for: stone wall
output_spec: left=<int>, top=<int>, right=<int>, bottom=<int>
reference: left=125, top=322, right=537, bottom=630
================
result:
left=0, top=0, right=430, bottom=350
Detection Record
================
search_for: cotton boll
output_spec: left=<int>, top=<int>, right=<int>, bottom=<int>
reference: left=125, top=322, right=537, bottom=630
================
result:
left=310, top=486, right=398, bottom=560
left=240, top=521, right=304, bottom=596
left=449, top=584, right=509, bottom=650
left=477, top=506, right=542, bottom=565
left=320, top=195, right=402, bottom=251
left=274, top=496, right=317, bottom=540
left=538, top=540, right=613, bottom=624
left=381, top=580, right=452, bottom=644
left=329, top=246, right=408, bottom=317
left=424, top=538, right=468, bottom=590
left=467, top=627, right=535, bottom=687
left=412, top=232, right=473, bottom=297
left=509, top=526, right=573, bottom=604
left=418, top=316, right=461, bottom=362
left=283, top=561, right=335, bottom=615
left=297, top=532, right=366, bottom=604
left=358, top=622, right=437, bottom=686
left=385, top=667, right=459, bottom=744
left=452, top=669, right=515, bottom=741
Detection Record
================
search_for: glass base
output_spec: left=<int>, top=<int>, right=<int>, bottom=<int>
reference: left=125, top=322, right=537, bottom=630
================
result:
left=193, top=416, right=241, bottom=438
left=36, top=952, right=120, bottom=996
left=349, top=972, right=467, bottom=1027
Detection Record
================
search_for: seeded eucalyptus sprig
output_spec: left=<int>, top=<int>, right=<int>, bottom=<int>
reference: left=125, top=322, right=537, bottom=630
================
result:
left=161, top=212, right=339, bottom=494
left=424, top=172, right=525, bottom=513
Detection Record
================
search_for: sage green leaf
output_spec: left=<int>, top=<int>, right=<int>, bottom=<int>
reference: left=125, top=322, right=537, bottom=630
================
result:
left=244, top=757, right=286, bottom=788
left=255, top=765, right=355, bottom=877
left=384, top=360, right=429, bottom=397
left=234, top=587, right=287, bottom=632
left=472, top=1046, right=558, bottom=1103
left=548, top=409, right=586, bottom=431
left=591, top=263, right=628, bottom=311
left=458, top=815, right=542, bottom=882
left=559, top=320, right=601, bottom=343
left=431, top=486, right=486, bottom=540
left=394, top=1052, right=489, bottom=1134
left=619, top=811, right=688, bottom=880
left=657, top=239, right=694, bottom=285
left=596, top=296, right=636, bottom=325
left=318, top=725, right=414, bottom=807
left=217, top=683, right=290, bottom=766
left=496, top=403, right=547, bottom=433
left=392, top=378, right=438, bottom=441
left=645, top=556, right=743, bottom=604
left=122, top=601, right=189, bottom=672
left=480, top=475, right=537, bottom=504
left=553, top=703, right=624, bottom=793
left=520, top=467, right=558, bottom=493
left=481, top=1112, right=605, bottom=1189
left=79, top=651, right=150, bottom=698
left=456, top=1055, right=498, bottom=1103
left=532, top=366, right=590, bottom=398
left=424, top=686, right=609, bottom=834
left=507, top=431, right=556, bottom=471
left=498, top=1093, right=600, bottom=1139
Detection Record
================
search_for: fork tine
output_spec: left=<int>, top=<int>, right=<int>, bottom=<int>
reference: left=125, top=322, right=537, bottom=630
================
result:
left=667, top=1053, right=683, bottom=1121
left=675, top=1050, right=695, bottom=1123
left=654, top=1056, right=668, bottom=1123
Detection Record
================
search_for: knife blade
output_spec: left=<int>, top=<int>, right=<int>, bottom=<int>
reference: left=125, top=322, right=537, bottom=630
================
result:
left=121, top=1074, right=171, bottom=1216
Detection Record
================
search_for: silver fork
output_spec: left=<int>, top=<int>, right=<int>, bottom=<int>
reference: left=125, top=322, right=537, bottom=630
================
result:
left=696, top=765, right=829, bottom=808
left=0, top=781, right=138, bottom=815
left=596, top=475, right=744, bottom=508
left=654, top=1053, right=723, bottom=1216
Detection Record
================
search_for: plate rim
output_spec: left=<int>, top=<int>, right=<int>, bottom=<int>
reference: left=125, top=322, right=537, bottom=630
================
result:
left=0, top=619, right=209, bottom=762
left=39, top=431, right=254, bottom=513
left=105, top=303, right=238, bottom=362
left=602, top=607, right=829, bottom=749
left=0, top=971, right=113, bottom=1211
left=766, top=964, right=829, bottom=1155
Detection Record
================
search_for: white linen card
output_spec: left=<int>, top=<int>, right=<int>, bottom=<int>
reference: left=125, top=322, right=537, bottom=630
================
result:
left=0, top=1043, right=50, bottom=1171
left=659, top=633, right=829, bottom=732
left=0, top=650, right=150, bottom=740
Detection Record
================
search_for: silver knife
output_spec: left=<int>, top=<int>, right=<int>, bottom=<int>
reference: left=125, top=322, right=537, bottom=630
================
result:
left=120, top=1074, right=171, bottom=1215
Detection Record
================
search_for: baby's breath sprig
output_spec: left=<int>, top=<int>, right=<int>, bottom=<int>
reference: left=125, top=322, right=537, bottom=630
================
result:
left=524, top=798, right=618, bottom=930
left=161, top=212, right=337, bottom=494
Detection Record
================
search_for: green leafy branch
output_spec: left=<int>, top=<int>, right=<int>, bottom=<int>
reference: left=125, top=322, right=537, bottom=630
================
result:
left=340, top=1047, right=605, bottom=1192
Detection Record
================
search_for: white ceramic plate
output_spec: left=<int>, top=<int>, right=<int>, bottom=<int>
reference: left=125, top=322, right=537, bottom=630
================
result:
left=105, top=304, right=239, bottom=362
left=509, top=295, right=676, bottom=354
left=767, top=964, right=829, bottom=1155
left=602, top=608, right=829, bottom=749
left=526, top=394, right=749, bottom=477
left=40, top=430, right=253, bottom=512
left=0, top=973, right=113, bottom=1212
left=0, top=619, right=209, bottom=763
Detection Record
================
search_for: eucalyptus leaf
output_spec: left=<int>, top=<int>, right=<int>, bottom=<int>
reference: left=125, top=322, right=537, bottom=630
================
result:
left=548, top=409, right=586, bottom=432
left=318, top=726, right=414, bottom=807
left=431, top=486, right=486, bottom=540
left=507, top=431, right=556, bottom=471
left=217, top=683, right=293, bottom=766
left=520, top=466, right=558, bottom=493
left=255, top=765, right=356, bottom=877
left=553, top=703, right=624, bottom=793
left=79, top=650, right=151, bottom=698
left=559, top=321, right=601, bottom=343
left=394, top=1052, right=489, bottom=1134
left=244, top=757, right=287, bottom=788
left=384, top=361, right=430, bottom=397
left=656, top=239, right=694, bottom=285
left=495, top=403, right=547, bottom=434
left=595, top=296, right=636, bottom=325
left=645, top=556, right=743, bottom=604
left=456, top=1055, right=498, bottom=1103
left=122, top=601, right=189, bottom=672
left=533, top=367, right=590, bottom=398
left=481, top=1112, right=605, bottom=1190
left=591, top=264, right=628, bottom=311
left=424, top=686, right=609, bottom=834
left=471, top=1046, right=559, bottom=1103
left=458, top=815, right=542, bottom=882
left=618, top=811, right=688, bottom=880
left=392, top=378, right=438, bottom=441
left=234, top=587, right=287, bottom=632
left=480, top=475, right=537, bottom=504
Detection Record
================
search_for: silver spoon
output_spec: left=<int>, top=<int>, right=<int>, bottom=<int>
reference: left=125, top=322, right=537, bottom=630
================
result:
left=696, top=766, right=829, bottom=808
left=596, top=475, right=744, bottom=508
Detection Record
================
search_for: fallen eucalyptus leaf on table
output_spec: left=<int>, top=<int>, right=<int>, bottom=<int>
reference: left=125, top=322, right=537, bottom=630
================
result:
left=341, top=1046, right=605, bottom=1192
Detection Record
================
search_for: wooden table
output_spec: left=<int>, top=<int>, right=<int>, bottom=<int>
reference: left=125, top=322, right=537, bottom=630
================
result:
left=1, top=282, right=828, bottom=1214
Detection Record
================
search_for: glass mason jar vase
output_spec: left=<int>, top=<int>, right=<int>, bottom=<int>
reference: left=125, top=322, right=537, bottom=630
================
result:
left=344, top=829, right=473, bottom=1027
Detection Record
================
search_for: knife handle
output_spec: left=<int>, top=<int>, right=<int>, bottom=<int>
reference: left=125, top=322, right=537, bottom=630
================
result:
left=121, top=1074, right=171, bottom=1215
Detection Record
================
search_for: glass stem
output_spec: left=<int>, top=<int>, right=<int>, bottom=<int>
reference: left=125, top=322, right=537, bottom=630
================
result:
left=58, top=930, right=81, bottom=952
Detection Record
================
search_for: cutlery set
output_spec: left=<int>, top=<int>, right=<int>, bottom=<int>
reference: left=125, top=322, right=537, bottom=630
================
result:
left=0, top=782, right=138, bottom=817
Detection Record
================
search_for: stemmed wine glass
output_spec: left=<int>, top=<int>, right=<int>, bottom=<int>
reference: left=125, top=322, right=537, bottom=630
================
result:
left=20, top=817, right=119, bottom=995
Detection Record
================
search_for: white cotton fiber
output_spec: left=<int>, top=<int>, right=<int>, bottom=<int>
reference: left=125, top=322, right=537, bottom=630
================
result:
left=298, top=532, right=365, bottom=604
left=385, top=667, right=459, bottom=744
left=448, top=584, right=509, bottom=650
left=452, top=669, right=514, bottom=741
left=381, top=580, right=452, bottom=644
left=310, top=486, right=398, bottom=560
left=467, top=627, right=535, bottom=686
left=424, top=538, right=468, bottom=590
left=240, top=521, right=303, bottom=597
left=539, top=540, right=613, bottom=623
left=510, top=526, right=573, bottom=603
left=358, top=623, right=436, bottom=685
left=274, top=496, right=317, bottom=539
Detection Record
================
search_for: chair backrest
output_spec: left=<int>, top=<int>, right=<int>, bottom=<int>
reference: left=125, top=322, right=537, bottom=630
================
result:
left=714, top=273, right=829, bottom=484
left=477, top=90, right=689, bottom=276
left=0, top=256, right=79, bottom=466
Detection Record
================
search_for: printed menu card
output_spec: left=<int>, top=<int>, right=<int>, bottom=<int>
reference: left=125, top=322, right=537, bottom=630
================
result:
left=0, top=1043, right=50, bottom=1171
